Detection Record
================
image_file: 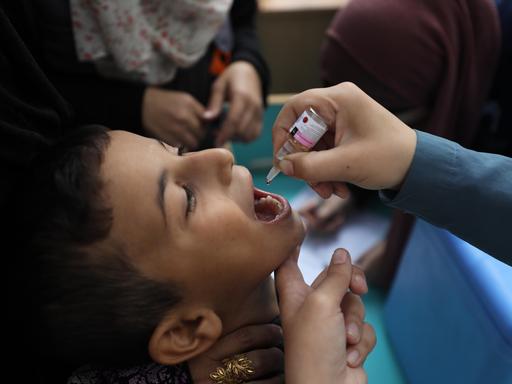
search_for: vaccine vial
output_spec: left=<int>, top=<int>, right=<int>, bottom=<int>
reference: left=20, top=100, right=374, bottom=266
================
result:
left=266, top=107, right=328, bottom=184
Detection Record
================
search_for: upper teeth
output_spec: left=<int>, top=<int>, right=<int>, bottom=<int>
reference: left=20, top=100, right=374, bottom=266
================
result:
left=255, top=195, right=283, bottom=211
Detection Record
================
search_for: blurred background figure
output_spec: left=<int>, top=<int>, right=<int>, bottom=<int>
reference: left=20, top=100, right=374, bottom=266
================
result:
left=300, top=0, right=506, bottom=287
left=7, top=0, right=269, bottom=150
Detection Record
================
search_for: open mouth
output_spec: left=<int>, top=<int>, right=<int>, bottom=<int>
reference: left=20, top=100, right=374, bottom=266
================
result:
left=253, top=188, right=290, bottom=223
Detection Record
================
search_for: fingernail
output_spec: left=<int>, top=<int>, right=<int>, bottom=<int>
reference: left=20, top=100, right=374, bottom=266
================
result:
left=347, top=323, right=360, bottom=340
left=279, top=159, right=294, bottom=176
left=347, top=350, right=360, bottom=365
left=332, top=249, right=347, bottom=264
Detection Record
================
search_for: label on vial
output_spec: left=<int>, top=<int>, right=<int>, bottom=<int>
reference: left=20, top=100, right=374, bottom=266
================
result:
left=289, top=109, right=327, bottom=149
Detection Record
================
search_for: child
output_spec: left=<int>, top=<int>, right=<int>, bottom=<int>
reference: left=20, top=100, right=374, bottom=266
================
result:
left=21, top=125, right=373, bottom=381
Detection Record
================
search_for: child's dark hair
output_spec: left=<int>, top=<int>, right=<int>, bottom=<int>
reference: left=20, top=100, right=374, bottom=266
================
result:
left=19, top=125, right=182, bottom=368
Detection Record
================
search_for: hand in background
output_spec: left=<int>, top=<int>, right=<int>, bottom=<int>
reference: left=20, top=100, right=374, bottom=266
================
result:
left=205, top=61, right=263, bottom=147
left=143, top=87, right=206, bottom=150
left=272, top=82, right=417, bottom=198
left=276, top=248, right=376, bottom=384
left=187, top=323, right=284, bottom=384
left=299, top=194, right=353, bottom=234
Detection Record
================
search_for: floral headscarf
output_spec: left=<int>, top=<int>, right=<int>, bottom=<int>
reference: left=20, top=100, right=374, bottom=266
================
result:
left=71, top=0, right=233, bottom=84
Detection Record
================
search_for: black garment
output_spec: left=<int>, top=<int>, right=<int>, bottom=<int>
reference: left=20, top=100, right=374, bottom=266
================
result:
left=0, top=5, right=73, bottom=207
left=1, top=5, right=75, bottom=383
left=19, top=0, right=269, bottom=139
left=68, top=363, right=192, bottom=384
left=476, top=0, right=512, bottom=155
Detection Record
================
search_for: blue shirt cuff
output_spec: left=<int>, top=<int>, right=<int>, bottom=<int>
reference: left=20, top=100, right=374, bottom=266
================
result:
left=379, top=130, right=459, bottom=222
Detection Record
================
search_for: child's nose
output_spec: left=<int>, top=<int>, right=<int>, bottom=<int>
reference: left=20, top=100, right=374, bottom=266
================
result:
left=193, top=148, right=234, bottom=184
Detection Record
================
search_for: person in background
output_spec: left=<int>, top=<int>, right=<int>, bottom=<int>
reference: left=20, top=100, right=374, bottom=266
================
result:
left=300, top=0, right=503, bottom=287
left=6, top=0, right=268, bottom=150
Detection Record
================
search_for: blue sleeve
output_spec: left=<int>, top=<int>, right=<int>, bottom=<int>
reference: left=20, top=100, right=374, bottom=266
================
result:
left=380, top=130, right=512, bottom=266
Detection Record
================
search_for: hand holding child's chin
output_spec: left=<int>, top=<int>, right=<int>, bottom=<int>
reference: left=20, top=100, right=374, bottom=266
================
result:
left=187, top=323, right=284, bottom=384
left=276, top=248, right=376, bottom=384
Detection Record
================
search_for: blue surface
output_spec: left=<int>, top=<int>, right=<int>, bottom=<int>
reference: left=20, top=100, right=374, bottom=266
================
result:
left=385, top=219, right=512, bottom=384
left=233, top=105, right=407, bottom=384
left=449, top=232, right=512, bottom=344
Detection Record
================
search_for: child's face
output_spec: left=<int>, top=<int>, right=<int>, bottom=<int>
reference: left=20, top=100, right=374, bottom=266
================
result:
left=101, top=131, right=305, bottom=310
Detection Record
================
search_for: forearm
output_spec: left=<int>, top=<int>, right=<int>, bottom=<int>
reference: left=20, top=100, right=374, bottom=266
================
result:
left=381, top=130, right=512, bottom=265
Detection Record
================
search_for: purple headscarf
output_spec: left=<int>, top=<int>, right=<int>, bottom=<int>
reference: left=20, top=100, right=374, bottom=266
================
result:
left=321, top=0, right=501, bottom=146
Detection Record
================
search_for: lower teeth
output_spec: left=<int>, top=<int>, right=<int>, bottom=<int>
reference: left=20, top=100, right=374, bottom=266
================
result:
left=255, top=195, right=282, bottom=221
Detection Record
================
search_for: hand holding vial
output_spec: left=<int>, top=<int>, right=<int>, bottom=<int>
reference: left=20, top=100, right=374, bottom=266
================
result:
left=271, top=82, right=417, bottom=197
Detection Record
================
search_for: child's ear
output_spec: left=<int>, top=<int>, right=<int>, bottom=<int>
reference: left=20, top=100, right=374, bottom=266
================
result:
left=148, top=307, right=222, bottom=365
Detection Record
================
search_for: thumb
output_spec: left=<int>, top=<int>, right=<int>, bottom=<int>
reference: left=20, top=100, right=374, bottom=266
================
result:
left=205, top=78, right=227, bottom=120
left=278, top=147, right=350, bottom=184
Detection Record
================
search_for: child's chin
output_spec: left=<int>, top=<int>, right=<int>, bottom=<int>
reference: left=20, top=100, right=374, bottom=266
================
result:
left=291, top=211, right=307, bottom=240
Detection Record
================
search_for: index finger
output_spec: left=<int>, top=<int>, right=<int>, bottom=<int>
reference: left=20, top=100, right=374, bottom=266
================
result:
left=275, top=251, right=311, bottom=324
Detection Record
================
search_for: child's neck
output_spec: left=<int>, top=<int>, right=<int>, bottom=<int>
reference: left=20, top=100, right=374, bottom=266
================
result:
left=220, top=276, right=279, bottom=334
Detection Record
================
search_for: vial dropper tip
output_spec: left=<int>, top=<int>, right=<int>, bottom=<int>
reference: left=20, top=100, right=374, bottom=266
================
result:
left=265, top=166, right=281, bottom=184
